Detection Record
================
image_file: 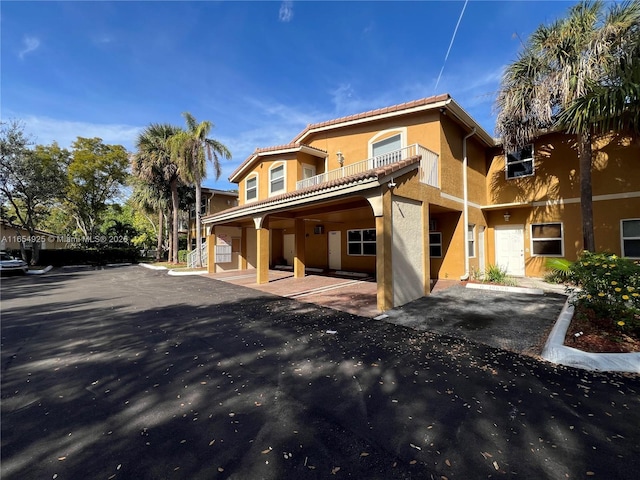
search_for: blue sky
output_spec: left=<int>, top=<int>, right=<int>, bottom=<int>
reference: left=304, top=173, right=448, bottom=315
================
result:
left=2, top=0, right=578, bottom=190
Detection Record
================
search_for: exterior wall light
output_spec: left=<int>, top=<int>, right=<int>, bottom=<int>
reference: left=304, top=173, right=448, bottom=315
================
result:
left=337, top=151, right=344, bottom=166
left=504, top=211, right=511, bottom=222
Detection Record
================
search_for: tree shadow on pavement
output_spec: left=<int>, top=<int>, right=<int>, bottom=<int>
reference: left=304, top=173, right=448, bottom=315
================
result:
left=1, top=268, right=639, bottom=480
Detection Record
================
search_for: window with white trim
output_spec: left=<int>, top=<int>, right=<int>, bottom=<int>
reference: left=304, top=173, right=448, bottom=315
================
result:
left=269, top=163, right=285, bottom=195
left=371, top=134, right=402, bottom=167
left=621, top=219, right=640, bottom=258
left=245, top=175, right=258, bottom=202
left=429, top=232, right=442, bottom=258
left=531, top=222, right=563, bottom=256
left=506, top=144, right=534, bottom=179
left=468, top=224, right=475, bottom=258
left=347, top=229, right=376, bottom=256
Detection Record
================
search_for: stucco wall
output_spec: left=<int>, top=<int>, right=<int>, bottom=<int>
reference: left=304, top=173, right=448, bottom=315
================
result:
left=392, top=197, right=424, bottom=306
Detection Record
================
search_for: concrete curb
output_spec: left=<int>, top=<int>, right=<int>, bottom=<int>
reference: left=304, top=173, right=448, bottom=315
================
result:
left=26, top=265, right=53, bottom=275
left=167, top=269, right=208, bottom=276
left=138, top=263, right=168, bottom=271
left=466, top=282, right=544, bottom=295
left=541, top=296, right=640, bottom=373
left=138, top=263, right=207, bottom=276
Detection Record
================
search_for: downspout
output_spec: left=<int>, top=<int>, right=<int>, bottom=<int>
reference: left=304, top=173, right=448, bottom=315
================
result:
left=460, top=128, right=476, bottom=281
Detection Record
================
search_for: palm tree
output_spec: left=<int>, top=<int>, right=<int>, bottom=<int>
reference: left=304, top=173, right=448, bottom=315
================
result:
left=495, top=0, right=640, bottom=252
left=170, top=112, right=231, bottom=268
left=557, top=2, right=640, bottom=136
left=132, top=123, right=182, bottom=263
left=130, top=177, right=171, bottom=261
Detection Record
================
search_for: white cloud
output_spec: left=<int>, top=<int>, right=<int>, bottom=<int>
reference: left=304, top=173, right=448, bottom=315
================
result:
left=18, top=36, right=40, bottom=59
left=279, top=1, right=293, bottom=22
left=20, top=114, right=143, bottom=151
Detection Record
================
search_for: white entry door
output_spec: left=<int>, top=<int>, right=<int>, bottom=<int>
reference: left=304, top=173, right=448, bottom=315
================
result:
left=494, top=226, right=525, bottom=276
left=283, top=234, right=295, bottom=266
left=328, top=231, right=341, bottom=270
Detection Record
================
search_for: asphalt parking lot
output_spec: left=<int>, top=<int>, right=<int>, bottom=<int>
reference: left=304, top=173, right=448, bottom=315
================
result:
left=2, top=265, right=639, bottom=479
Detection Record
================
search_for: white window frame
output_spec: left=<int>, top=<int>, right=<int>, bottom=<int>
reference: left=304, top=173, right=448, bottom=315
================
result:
left=429, top=232, right=442, bottom=258
left=347, top=228, right=376, bottom=256
left=505, top=144, right=534, bottom=179
left=530, top=222, right=564, bottom=257
left=302, top=163, right=316, bottom=179
left=468, top=224, right=475, bottom=258
left=621, top=218, right=640, bottom=259
left=245, top=174, right=258, bottom=202
left=269, top=162, right=286, bottom=196
left=368, top=128, right=407, bottom=157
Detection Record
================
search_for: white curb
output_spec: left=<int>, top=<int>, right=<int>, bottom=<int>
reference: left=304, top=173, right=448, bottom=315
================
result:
left=541, top=296, right=640, bottom=373
left=466, top=282, right=544, bottom=295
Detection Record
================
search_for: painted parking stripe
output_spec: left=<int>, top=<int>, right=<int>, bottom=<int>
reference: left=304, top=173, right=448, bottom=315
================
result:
left=286, top=278, right=373, bottom=299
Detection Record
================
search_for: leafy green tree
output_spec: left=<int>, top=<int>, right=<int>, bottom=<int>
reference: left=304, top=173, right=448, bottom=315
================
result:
left=132, top=124, right=182, bottom=262
left=65, top=137, right=129, bottom=240
left=170, top=112, right=231, bottom=267
left=0, top=121, right=68, bottom=264
left=495, top=0, right=640, bottom=252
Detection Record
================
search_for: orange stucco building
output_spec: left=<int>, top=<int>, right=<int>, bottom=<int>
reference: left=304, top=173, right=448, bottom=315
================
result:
left=203, top=94, right=640, bottom=311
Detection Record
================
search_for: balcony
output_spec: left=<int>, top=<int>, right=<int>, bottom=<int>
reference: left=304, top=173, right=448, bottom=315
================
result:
left=295, top=143, right=439, bottom=190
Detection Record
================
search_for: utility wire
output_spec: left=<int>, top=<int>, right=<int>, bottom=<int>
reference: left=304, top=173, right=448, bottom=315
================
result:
left=434, top=0, right=469, bottom=94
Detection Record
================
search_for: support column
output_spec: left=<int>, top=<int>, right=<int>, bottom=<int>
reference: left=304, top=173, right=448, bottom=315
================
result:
left=376, top=188, right=394, bottom=311
left=254, top=216, right=270, bottom=284
left=423, top=203, right=432, bottom=295
left=207, top=230, right=216, bottom=274
left=239, top=227, right=248, bottom=270
left=294, top=219, right=306, bottom=278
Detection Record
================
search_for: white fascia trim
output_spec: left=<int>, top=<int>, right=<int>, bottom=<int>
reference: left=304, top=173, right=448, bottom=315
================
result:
left=480, top=201, right=531, bottom=210
left=296, top=100, right=451, bottom=144
left=440, top=191, right=483, bottom=210
left=204, top=178, right=381, bottom=225
left=229, top=145, right=326, bottom=183
left=476, top=191, right=640, bottom=210
left=531, top=190, right=640, bottom=207
left=445, top=99, right=495, bottom=147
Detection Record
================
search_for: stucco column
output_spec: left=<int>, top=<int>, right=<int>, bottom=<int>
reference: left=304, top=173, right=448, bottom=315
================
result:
left=376, top=188, right=394, bottom=311
left=207, top=230, right=216, bottom=274
left=239, top=227, right=248, bottom=270
left=423, top=203, right=431, bottom=295
left=255, top=217, right=270, bottom=284
left=294, top=219, right=306, bottom=278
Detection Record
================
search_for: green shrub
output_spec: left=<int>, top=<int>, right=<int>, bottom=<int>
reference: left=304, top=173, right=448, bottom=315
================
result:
left=178, top=249, right=189, bottom=263
left=483, top=264, right=517, bottom=286
left=568, top=252, right=640, bottom=331
left=544, top=257, right=573, bottom=284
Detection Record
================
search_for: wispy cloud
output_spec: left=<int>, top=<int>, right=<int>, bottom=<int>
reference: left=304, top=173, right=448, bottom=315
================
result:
left=19, top=114, right=143, bottom=151
left=18, top=36, right=40, bottom=59
left=279, top=1, right=293, bottom=22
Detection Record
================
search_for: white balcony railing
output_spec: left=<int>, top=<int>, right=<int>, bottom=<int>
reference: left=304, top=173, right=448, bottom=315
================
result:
left=296, top=143, right=439, bottom=190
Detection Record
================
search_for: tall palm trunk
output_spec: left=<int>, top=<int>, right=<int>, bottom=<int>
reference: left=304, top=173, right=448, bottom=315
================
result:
left=170, top=178, right=179, bottom=264
left=156, top=209, right=164, bottom=261
left=579, top=132, right=595, bottom=252
left=195, top=173, right=203, bottom=268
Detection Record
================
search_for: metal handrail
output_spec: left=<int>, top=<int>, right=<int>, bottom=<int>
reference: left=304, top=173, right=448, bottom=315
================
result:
left=296, top=143, right=439, bottom=190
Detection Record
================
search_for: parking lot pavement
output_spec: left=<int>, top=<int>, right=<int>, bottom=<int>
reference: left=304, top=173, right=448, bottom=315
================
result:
left=383, top=284, right=568, bottom=357
left=2, top=266, right=639, bottom=480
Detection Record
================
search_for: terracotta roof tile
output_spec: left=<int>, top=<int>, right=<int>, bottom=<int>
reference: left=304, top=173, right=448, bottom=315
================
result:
left=293, top=94, right=450, bottom=142
left=252, top=142, right=327, bottom=155
left=204, top=155, right=421, bottom=223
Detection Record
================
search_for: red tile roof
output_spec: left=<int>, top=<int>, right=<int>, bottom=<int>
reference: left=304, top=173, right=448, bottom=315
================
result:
left=251, top=142, right=327, bottom=155
left=204, top=155, right=421, bottom=223
left=230, top=94, right=452, bottom=183
left=292, top=94, right=451, bottom=142
left=229, top=142, right=328, bottom=181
